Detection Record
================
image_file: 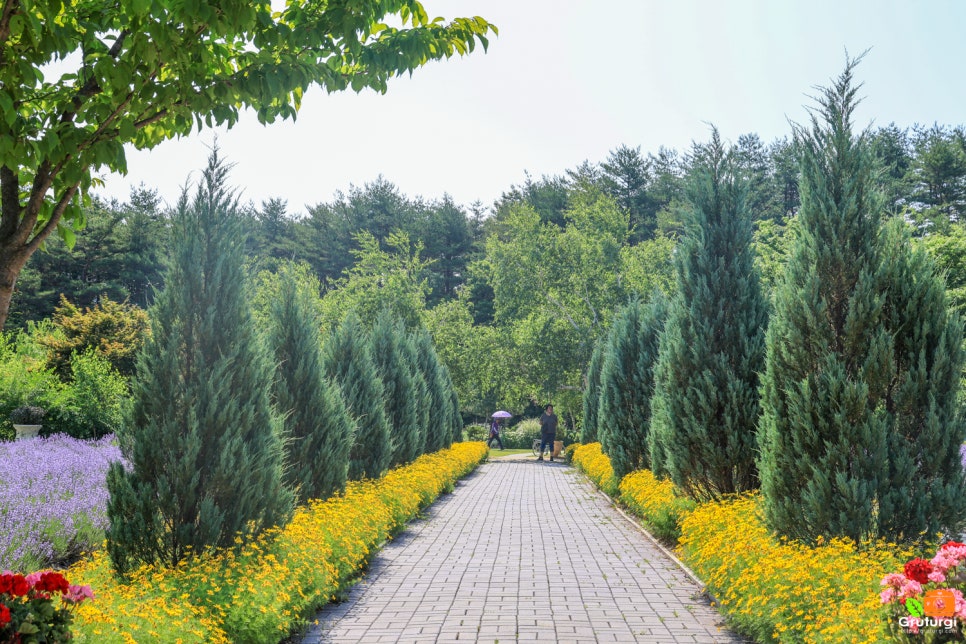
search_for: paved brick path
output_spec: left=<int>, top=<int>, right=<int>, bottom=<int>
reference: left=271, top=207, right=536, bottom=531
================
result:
left=299, top=456, right=746, bottom=643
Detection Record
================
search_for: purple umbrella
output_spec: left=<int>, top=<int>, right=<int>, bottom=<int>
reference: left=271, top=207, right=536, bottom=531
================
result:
left=491, top=410, right=512, bottom=419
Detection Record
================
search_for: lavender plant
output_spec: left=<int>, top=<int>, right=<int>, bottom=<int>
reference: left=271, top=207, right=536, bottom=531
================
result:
left=0, top=434, right=123, bottom=572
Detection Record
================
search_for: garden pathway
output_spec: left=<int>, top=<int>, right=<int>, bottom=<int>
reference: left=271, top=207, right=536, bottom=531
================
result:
left=299, top=454, right=746, bottom=644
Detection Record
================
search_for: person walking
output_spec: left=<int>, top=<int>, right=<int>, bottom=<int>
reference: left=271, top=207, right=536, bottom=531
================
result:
left=487, top=417, right=504, bottom=450
left=537, top=404, right=558, bottom=461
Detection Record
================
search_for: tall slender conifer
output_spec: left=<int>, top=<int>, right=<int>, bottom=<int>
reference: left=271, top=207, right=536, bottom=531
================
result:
left=649, top=131, right=767, bottom=501
left=580, top=337, right=606, bottom=444
left=322, top=312, right=391, bottom=480
left=371, top=310, right=420, bottom=467
left=597, top=293, right=667, bottom=479
left=106, top=151, right=294, bottom=573
left=268, top=270, right=353, bottom=500
left=758, top=59, right=966, bottom=543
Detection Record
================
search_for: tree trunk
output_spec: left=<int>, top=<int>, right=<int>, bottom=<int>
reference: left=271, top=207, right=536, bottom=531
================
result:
left=0, top=241, right=32, bottom=331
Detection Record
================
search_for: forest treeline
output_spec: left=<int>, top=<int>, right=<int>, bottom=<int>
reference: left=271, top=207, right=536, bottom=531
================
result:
left=11, top=121, right=966, bottom=423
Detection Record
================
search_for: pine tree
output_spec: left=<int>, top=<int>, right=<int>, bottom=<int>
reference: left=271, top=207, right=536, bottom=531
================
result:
left=758, top=58, right=966, bottom=544
left=597, top=293, right=667, bottom=479
left=268, top=270, right=354, bottom=501
left=648, top=131, right=768, bottom=502
left=322, top=312, right=391, bottom=480
left=580, top=336, right=606, bottom=444
left=106, top=150, right=294, bottom=573
left=412, top=328, right=449, bottom=454
left=371, top=310, right=420, bottom=468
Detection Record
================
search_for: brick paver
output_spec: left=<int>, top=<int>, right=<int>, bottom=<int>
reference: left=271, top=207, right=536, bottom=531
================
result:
left=299, top=457, right=746, bottom=643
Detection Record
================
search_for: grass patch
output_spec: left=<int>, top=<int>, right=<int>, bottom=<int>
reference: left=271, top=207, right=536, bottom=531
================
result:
left=487, top=448, right=533, bottom=458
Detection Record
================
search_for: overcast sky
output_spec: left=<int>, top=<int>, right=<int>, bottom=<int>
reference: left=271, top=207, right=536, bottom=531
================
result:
left=94, top=0, right=966, bottom=216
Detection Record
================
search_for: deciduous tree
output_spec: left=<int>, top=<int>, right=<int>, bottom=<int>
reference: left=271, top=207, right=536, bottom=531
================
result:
left=0, top=0, right=494, bottom=329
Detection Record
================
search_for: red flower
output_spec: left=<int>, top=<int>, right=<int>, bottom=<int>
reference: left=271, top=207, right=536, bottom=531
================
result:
left=0, top=603, right=9, bottom=626
left=942, top=541, right=966, bottom=551
left=9, top=574, right=28, bottom=597
left=905, top=558, right=934, bottom=584
left=0, top=574, right=10, bottom=594
left=38, top=572, right=69, bottom=594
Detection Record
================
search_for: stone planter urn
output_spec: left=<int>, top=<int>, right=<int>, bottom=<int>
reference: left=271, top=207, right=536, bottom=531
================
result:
left=13, top=424, right=42, bottom=440
left=9, top=405, right=46, bottom=440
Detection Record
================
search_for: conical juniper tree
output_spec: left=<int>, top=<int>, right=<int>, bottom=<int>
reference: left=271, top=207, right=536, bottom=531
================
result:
left=597, top=292, right=667, bottom=480
left=648, top=131, right=767, bottom=502
left=400, top=330, right=429, bottom=458
left=371, top=310, right=420, bottom=468
left=758, top=58, right=966, bottom=544
left=322, top=312, right=391, bottom=480
left=580, top=337, right=606, bottom=444
left=875, top=218, right=966, bottom=541
left=268, top=269, right=354, bottom=501
left=106, top=150, right=294, bottom=573
left=412, top=327, right=450, bottom=454
left=442, top=364, right=463, bottom=444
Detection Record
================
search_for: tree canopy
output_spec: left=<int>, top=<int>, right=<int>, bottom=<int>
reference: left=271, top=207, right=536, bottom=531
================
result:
left=0, top=0, right=495, bottom=329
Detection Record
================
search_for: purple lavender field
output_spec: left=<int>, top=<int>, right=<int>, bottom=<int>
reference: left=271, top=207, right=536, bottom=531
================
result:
left=0, top=434, right=123, bottom=572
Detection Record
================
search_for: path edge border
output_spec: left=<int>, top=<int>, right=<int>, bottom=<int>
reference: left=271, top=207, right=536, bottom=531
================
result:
left=572, top=467, right=714, bottom=596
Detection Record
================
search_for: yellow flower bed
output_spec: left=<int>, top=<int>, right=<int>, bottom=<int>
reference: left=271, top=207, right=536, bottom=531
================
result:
left=574, top=443, right=911, bottom=643
left=618, top=469, right=695, bottom=544
left=679, top=494, right=909, bottom=643
left=69, top=441, right=488, bottom=644
left=571, top=443, right=619, bottom=496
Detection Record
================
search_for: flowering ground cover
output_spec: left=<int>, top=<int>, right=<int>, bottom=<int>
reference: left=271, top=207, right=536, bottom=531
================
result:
left=0, top=434, right=122, bottom=572
left=572, top=443, right=912, bottom=643
left=67, top=441, right=488, bottom=643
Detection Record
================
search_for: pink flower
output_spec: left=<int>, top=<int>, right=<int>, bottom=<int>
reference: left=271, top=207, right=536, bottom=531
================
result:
left=881, top=588, right=897, bottom=604
left=881, top=573, right=923, bottom=601
left=928, top=570, right=947, bottom=584
left=949, top=588, right=966, bottom=621
left=882, top=572, right=908, bottom=588
left=24, top=572, right=42, bottom=588
left=64, top=584, right=94, bottom=604
left=931, top=548, right=966, bottom=574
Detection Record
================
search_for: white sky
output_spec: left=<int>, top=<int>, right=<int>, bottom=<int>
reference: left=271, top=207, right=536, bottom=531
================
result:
left=94, top=0, right=966, bottom=216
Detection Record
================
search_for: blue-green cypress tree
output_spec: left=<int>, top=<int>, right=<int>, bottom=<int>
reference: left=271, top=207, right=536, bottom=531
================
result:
left=649, top=131, right=767, bottom=501
left=412, top=328, right=449, bottom=454
left=597, top=292, right=667, bottom=479
left=758, top=59, right=966, bottom=544
left=441, top=364, right=462, bottom=445
left=106, top=150, right=294, bottom=573
left=268, top=270, right=353, bottom=501
left=322, top=312, right=391, bottom=480
left=400, top=329, right=429, bottom=459
left=580, top=337, right=606, bottom=444
left=371, top=310, right=420, bottom=468
left=875, top=218, right=966, bottom=541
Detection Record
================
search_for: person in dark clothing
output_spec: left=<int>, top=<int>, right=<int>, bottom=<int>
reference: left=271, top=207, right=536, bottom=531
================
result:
left=537, top=404, right=558, bottom=461
left=487, top=418, right=504, bottom=450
